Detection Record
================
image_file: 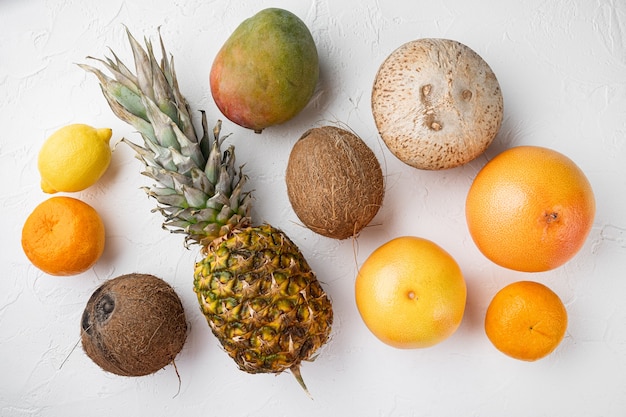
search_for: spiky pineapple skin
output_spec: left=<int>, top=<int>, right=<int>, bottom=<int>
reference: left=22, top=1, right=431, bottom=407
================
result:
left=82, top=30, right=334, bottom=386
left=194, top=224, right=333, bottom=374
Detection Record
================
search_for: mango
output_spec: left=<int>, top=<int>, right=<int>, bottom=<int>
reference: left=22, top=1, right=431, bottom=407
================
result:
left=210, top=8, right=319, bottom=133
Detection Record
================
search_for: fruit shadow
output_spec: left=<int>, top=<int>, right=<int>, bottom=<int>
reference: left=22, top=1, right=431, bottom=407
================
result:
left=483, top=114, right=525, bottom=159
left=461, top=273, right=493, bottom=335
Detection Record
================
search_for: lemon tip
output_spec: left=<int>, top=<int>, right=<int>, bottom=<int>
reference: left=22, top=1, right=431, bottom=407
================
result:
left=97, top=128, right=113, bottom=143
left=41, top=179, right=58, bottom=194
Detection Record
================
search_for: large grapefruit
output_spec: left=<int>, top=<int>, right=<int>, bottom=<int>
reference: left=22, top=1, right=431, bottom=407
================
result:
left=466, top=146, right=595, bottom=272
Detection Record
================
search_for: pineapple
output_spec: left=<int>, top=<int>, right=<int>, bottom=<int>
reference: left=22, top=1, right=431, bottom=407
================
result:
left=80, top=29, right=333, bottom=393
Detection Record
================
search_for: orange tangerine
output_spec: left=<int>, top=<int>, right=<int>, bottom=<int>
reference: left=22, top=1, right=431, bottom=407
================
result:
left=484, top=280, right=568, bottom=361
left=21, top=196, right=106, bottom=276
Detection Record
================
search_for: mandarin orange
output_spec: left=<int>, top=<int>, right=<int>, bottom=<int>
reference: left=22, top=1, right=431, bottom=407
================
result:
left=21, top=196, right=105, bottom=276
left=466, top=146, right=595, bottom=272
left=484, top=280, right=568, bottom=361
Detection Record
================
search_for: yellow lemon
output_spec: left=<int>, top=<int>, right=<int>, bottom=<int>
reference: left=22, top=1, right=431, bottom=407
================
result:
left=38, top=124, right=112, bottom=193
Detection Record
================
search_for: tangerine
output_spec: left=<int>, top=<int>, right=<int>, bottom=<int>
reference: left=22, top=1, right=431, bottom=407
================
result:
left=21, top=196, right=106, bottom=276
left=466, top=146, right=595, bottom=272
left=484, top=280, right=568, bottom=361
left=355, top=236, right=466, bottom=349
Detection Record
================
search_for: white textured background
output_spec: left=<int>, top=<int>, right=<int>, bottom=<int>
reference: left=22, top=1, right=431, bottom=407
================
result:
left=2, top=0, right=626, bottom=416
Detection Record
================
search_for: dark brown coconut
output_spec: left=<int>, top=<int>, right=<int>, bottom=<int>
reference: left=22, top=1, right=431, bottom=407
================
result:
left=286, top=126, right=384, bottom=239
left=81, top=273, right=187, bottom=376
left=372, top=38, right=503, bottom=170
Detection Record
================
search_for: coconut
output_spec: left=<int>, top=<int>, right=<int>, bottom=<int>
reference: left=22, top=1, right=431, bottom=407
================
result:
left=286, top=126, right=384, bottom=239
left=372, top=38, right=503, bottom=170
left=81, top=273, right=187, bottom=376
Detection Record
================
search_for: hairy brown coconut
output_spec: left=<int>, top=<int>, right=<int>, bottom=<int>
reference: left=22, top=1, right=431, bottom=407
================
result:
left=81, top=273, right=187, bottom=376
left=286, top=126, right=384, bottom=239
left=372, top=38, right=503, bottom=170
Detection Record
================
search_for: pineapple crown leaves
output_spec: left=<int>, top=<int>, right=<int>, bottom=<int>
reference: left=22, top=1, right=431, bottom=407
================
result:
left=80, top=28, right=252, bottom=246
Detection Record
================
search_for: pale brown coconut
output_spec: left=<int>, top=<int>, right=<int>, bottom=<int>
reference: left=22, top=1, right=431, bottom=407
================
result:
left=372, top=38, right=503, bottom=170
left=81, top=273, right=187, bottom=376
left=286, top=126, right=384, bottom=239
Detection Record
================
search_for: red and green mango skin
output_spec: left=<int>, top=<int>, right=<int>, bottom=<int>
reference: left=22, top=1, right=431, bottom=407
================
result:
left=210, top=8, right=319, bottom=133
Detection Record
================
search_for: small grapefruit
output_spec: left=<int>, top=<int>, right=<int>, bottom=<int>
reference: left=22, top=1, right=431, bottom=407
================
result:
left=355, top=236, right=467, bottom=349
left=21, top=196, right=106, bottom=276
left=466, top=146, right=595, bottom=272
left=485, top=280, right=568, bottom=361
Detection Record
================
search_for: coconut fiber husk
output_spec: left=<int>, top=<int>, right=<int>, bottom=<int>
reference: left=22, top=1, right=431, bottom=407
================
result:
left=81, top=273, right=187, bottom=376
left=286, top=126, right=384, bottom=239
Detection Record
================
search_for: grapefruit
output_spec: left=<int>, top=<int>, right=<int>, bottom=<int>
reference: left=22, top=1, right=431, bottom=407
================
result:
left=355, top=236, right=467, bottom=349
left=466, top=146, right=595, bottom=272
